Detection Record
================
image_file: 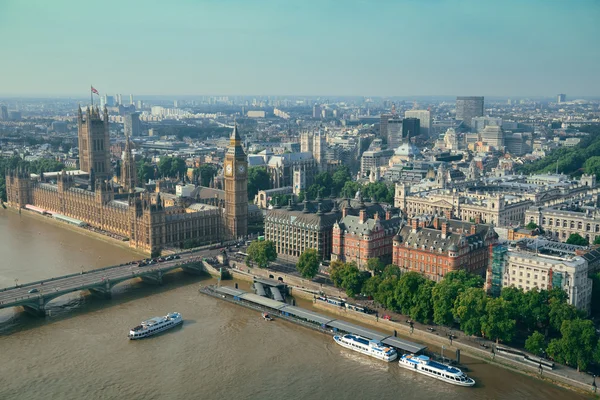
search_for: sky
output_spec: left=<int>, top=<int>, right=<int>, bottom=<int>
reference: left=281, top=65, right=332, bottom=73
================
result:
left=0, top=0, right=599, bottom=97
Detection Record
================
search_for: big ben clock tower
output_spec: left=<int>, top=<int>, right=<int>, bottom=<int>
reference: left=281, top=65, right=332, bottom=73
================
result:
left=224, top=123, right=248, bottom=240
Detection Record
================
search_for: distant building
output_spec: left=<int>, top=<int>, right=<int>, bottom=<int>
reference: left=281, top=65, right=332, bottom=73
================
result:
left=0, top=105, right=8, bottom=120
left=380, top=113, right=392, bottom=138
left=456, top=96, right=484, bottom=131
left=313, top=104, right=322, bottom=119
left=387, top=118, right=403, bottom=148
left=481, top=125, right=504, bottom=149
left=402, top=118, right=420, bottom=138
left=471, top=116, right=502, bottom=133
left=124, top=113, right=141, bottom=137
left=405, top=110, right=431, bottom=138
left=247, top=110, right=266, bottom=118
left=557, top=94, right=566, bottom=103
left=360, top=149, right=394, bottom=177
left=8, top=111, right=21, bottom=121
left=51, top=121, right=68, bottom=133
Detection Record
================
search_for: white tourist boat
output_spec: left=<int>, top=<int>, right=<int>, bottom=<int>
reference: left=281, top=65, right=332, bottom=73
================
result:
left=398, top=354, right=475, bottom=386
left=128, top=312, right=183, bottom=339
left=333, top=334, right=397, bottom=362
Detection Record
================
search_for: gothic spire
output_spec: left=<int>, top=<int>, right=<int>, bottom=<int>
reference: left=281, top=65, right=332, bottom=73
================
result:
left=231, top=122, right=242, bottom=142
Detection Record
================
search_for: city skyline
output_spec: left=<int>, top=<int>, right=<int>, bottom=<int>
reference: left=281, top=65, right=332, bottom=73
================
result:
left=1, top=0, right=599, bottom=97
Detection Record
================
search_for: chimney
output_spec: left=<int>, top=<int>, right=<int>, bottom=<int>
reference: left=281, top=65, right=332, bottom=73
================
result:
left=470, top=224, right=477, bottom=235
left=342, top=206, right=349, bottom=218
left=441, top=222, right=448, bottom=239
left=374, top=212, right=380, bottom=221
left=386, top=210, right=392, bottom=220
left=411, top=218, right=418, bottom=232
left=359, top=209, right=367, bottom=223
left=433, top=217, right=439, bottom=229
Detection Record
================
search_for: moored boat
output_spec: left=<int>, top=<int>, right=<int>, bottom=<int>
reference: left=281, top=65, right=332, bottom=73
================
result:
left=128, top=312, right=183, bottom=339
left=398, top=354, right=475, bottom=386
left=333, top=334, right=397, bottom=362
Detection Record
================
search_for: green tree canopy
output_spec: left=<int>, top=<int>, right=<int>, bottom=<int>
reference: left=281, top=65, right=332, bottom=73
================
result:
left=247, top=167, right=270, bottom=201
left=195, top=164, right=217, bottom=187
left=332, top=165, right=352, bottom=195
left=524, top=331, right=547, bottom=356
left=547, top=318, right=598, bottom=372
left=366, top=258, right=385, bottom=275
left=158, top=157, right=186, bottom=179
left=481, top=297, right=516, bottom=343
left=246, top=240, right=277, bottom=268
left=525, top=221, right=538, bottom=230
left=137, top=160, right=155, bottom=184
left=566, top=233, right=588, bottom=246
left=453, top=287, right=488, bottom=336
left=296, top=249, right=320, bottom=279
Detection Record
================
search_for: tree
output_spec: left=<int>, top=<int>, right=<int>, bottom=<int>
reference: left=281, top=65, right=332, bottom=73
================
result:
left=196, top=164, right=217, bottom=186
left=362, top=275, right=382, bottom=298
left=410, top=280, right=435, bottom=323
left=329, top=261, right=368, bottom=298
left=157, top=157, right=186, bottom=179
left=137, top=160, right=155, bottom=184
left=340, top=181, right=361, bottom=199
left=329, top=260, right=347, bottom=288
left=453, top=287, right=487, bottom=336
left=432, top=271, right=483, bottom=326
left=247, top=167, right=270, bottom=201
left=366, top=258, right=385, bottom=275
left=246, top=240, right=277, bottom=268
left=151, top=248, right=162, bottom=258
left=394, top=272, right=426, bottom=316
left=481, top=297, right=516, bottom=343
left=594, top=236, right=600, bottom=246
left=296, top=249, right=320, bottom=279
left=332, top=166, right=352, bottom=195
left=547, top=319, right=597, bottom=372
left=381, top=264, right=401, bottom=280
left=548, top=294, right=581, bottom=334
left=566, top=233, right=588, bottom=246
left=525, top=222, right=538, bottom=230
left=525, top=331, right=547, bottom=356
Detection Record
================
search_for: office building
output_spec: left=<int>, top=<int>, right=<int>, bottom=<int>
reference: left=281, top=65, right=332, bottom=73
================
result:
left=124, top=112, right=141, bottom=137
left=387, top=118, right=403, bottom=149
left=472, top=116, right=502, bottom=133
left=0, top=105, right=8, bottom=120
left=402, top=118, right=420, bottom=138
left=486, top=242, right=592, bottom=312
left=456, top=96, right=484, bottom=131
left=557, top=94, right=566, bottom=103
left=404, top=110, right=431, bottom=137
left=380, top=113, right=392, bottom=138
left=481, top=125, right=504, bottom=149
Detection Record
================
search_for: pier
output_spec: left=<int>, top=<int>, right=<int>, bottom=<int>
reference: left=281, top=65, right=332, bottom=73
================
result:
left=200, top=285, right=426, bottom=355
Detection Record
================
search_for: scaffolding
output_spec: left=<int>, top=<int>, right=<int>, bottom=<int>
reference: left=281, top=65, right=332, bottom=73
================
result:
left=490, top=244, right=508, bottom=297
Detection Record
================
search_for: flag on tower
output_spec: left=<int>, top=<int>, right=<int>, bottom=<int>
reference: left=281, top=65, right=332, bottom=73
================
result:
left=91, top=86, right=99, bottom=95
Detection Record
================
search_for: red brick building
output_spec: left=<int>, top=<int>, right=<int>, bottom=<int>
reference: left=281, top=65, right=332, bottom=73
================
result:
left=331, top=203, right=402, bottom=269
left=392, top=216, right=497, bottom=281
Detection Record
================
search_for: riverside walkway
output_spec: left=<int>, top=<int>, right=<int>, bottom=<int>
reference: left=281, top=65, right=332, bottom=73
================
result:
left=0, top=249, right=220, bottom=316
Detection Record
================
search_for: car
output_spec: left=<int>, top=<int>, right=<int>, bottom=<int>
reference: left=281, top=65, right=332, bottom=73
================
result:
left=174, top=255, right=180, bottom=259
left=28, top=288, right=39, bottom=293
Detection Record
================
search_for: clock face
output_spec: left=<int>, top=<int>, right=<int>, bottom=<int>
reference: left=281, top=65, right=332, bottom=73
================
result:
left=225, top=164, right=232, bottom=175
left=238, top=165, right=246, bottom=174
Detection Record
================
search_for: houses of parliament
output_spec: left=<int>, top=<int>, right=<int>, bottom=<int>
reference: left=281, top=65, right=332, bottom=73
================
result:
left=5, top=105, right=248, bottom=253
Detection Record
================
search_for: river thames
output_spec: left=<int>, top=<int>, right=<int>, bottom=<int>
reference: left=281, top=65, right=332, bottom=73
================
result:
left=0, top=209, right=588, bottom=399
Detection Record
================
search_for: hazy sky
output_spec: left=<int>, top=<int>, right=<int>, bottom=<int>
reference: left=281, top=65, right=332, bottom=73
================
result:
left=1, top=0, right=599, bottom=97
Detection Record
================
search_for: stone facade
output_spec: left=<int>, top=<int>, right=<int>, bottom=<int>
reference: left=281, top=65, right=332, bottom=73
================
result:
left=526, top=206, right=600, bottom=243
left=5, top=119, right=248, bottom=254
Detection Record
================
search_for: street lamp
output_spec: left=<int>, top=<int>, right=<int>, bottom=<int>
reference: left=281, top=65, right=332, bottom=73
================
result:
left=14, top=278, right=18, bottom=287
left=441, top=345, right=445, bottom=362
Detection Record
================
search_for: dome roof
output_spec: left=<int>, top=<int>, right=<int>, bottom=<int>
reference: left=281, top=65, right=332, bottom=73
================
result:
left=394, top=142, right=421, bottom=157
left=447, top=244, right=459, bottom=252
